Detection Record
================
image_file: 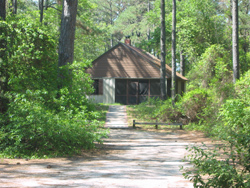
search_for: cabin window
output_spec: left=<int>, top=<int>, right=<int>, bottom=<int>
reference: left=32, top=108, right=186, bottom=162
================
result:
left=115, top=79, right=127, bottom=95
left=116, top=79, right=159, bottom=105
left=150, top=79, right=161, bottom=96
left=92, top=79, right=103, bottom=95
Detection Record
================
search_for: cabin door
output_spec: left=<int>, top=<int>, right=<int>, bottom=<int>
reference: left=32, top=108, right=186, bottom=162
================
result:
left=115, top=79, right=149, bottom=105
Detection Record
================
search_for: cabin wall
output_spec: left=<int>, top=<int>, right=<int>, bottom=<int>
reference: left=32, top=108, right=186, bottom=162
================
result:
left=89, top=78, right=186, bottom=104
left=177, top=80, right=186, bottom=95
left=177, top=80, right=181, bottom=95
left=88, top=95, right=103, bottom=103
left=166, top=79, right=186, bottom=98
left=103, top=78, right=115, bottom=103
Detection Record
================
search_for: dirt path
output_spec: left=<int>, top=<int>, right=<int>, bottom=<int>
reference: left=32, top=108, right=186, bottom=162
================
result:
left=0, top=127, right=216, bottom=188
left=105, top=106, right=128, bottom=128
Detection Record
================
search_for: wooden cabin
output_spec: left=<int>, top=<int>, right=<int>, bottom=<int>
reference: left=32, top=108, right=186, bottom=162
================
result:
left=86, top=39, right=188, bottom=105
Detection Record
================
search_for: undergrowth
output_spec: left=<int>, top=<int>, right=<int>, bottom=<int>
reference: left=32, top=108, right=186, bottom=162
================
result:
left=0, top=17, right=108, bottom=159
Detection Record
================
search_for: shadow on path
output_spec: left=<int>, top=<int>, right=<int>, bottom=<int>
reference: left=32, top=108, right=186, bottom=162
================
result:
left=0, top=129, right=194, bottom=188
left=105, top=105, right=128, bottom=129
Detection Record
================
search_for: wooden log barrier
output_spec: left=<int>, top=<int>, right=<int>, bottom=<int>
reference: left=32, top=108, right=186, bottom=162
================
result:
left=133, top=120, right=183, bottom=129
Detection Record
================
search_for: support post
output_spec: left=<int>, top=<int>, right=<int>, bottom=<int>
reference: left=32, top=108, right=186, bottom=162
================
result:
left=155, top=120, right=158, bottom=129
left=133, top=120, right=135, bottom=128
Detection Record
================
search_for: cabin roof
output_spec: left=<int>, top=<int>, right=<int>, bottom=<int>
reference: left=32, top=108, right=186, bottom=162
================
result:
left=86, top=43, right=188, bottom=81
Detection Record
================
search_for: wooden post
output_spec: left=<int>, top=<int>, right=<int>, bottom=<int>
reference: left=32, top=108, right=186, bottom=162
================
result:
left=133, top=120, right=135, bottom=128
left=155, top=120, right=158, bottom=129
left=180, top=124, right=183, bottom=129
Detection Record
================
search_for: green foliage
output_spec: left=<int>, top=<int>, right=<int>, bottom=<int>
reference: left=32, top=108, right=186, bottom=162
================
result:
left=130, top=97, right=184, bottom=124
left=182, top=144, right=249, bottom=188
left=183, top=45, right=235, bottom=132
left=0, top=14, right=108, bottom=158
left=187, top=45, right=232, bottom=90
left=74, top=0, right=107, bottom=61
left=154, top=98, right=178, bottom=121
left=131, top=98, right=163, bottom=121
left=235, top=70, right=250, bottom=102
left=1, top=93, right=107, bottom=158
left=5, top=19, right=58, bottom=92
left=0, top=60, right=108, bottom=158
left=131, top=88, right=211, bottom=127
left=181, top=89, right=208, bottom=123
left=177, top=0, right=226, bottom=62
left=182, top=70, right=250, bottom=187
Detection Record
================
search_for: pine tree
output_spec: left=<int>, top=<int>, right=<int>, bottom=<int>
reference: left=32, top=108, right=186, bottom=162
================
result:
left=58, top=0, right=78, bottom=67
left=160, top=0, right=167, bottom=100
left=232, top=0, right=239, bottom=83
left=171, top=0, right=176, bottom=106
left=0, top=0, right=6, bottom=20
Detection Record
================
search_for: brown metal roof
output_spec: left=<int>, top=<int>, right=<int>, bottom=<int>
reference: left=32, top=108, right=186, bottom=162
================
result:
left=86, top=43, right=188, bottom=81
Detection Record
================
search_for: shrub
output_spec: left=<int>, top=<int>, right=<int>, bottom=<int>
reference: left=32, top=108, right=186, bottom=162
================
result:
left=130, top=98, right=163, bottom=121
left=0, top=17, right=108, bottom=158
left=152, top=98, right=184, bottom=122
left=181, top=88, right=209, bottom=123
left=182, top=70, right=250, bottom=187
left=0, top=93, right=107, bottom=158
left=182, top=144, right=249, bottom=188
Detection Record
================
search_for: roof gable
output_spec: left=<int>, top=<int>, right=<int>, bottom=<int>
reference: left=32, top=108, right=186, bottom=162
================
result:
left=86, top=43, right=188, bottom=81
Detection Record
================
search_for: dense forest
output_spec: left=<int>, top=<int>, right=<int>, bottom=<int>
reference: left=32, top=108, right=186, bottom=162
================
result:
left=0, top=0, right=250, bottom=186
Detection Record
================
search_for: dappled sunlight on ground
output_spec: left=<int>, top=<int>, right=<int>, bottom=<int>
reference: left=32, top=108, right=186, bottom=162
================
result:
left=0, top=105, right=218, bottom=187
left=0, top=128, right=217, bottom=187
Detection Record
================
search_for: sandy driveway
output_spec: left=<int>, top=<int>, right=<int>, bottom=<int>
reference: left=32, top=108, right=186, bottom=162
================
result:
left=0, top=127, right=213, bottom=188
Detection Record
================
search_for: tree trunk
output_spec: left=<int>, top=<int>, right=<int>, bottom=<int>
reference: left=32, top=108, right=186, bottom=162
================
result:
left=171, top=0, right=176, bottom=106
left=58, top=0, right=78, bottom=67
left=12, top=0, right=17, bottom=14
left=110, top=1, right=113, bottom=48
left=180, top=50, right=185, bottom=76
left=160, top=0, right=167, bottom=100
left=39, top=0, right=44, bottom=23
left=0, top=0, right=7, bottom=114
left=0, top=0, right=6, bottom=20
left=232, top=0, right=239, bottom=83
left=147, top=0, right=151, bottom=52
left=45, top=0, right=48, bottom=10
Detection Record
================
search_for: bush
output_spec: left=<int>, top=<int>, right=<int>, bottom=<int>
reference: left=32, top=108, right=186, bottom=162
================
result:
left=182, top=144, right=249, bottom=188
left=152, top=98, right=184, bottom=122
left=181, top=88, right=209, bottom=123
left=0, top=93, right=107, bottom=158
left=0, top=17, right=108, bottom=158
left=131, top=89, right=210, bottom=125
left=131, top=98, right=163, bottom=121
left=182, top=71, right=250, bottom=187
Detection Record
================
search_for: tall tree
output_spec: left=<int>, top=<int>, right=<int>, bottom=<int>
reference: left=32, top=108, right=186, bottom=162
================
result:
left=239, top=0, right=250, bottom=73
left=232, top=0, right=239, bottom=83
left=177, top=0, right=225, bottom=63
left=109, top=0, right=113, bottom=47
left=58, top=0, right=78, bottom=67
left=45, top=0, right=48, bottom=10
left=146, top=0, right=151, bottom=52
left=12, top=0, right=17, bottom=14
left=0, top=0, right=6, bottom=20
left=180, top=50, right=185, bottom=76
left=0, top=0, right=7, bottom=114
left=171, top=0, right=176, bottom=106
left=106, top=0, right=153, bottom=47
left=39, top=0, right=44, bottom=23
left=93, top=0, right=123, bottom=49
left=160, top=0, right=167, bottom=100
left=147, top=0, right=151, bottom=41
